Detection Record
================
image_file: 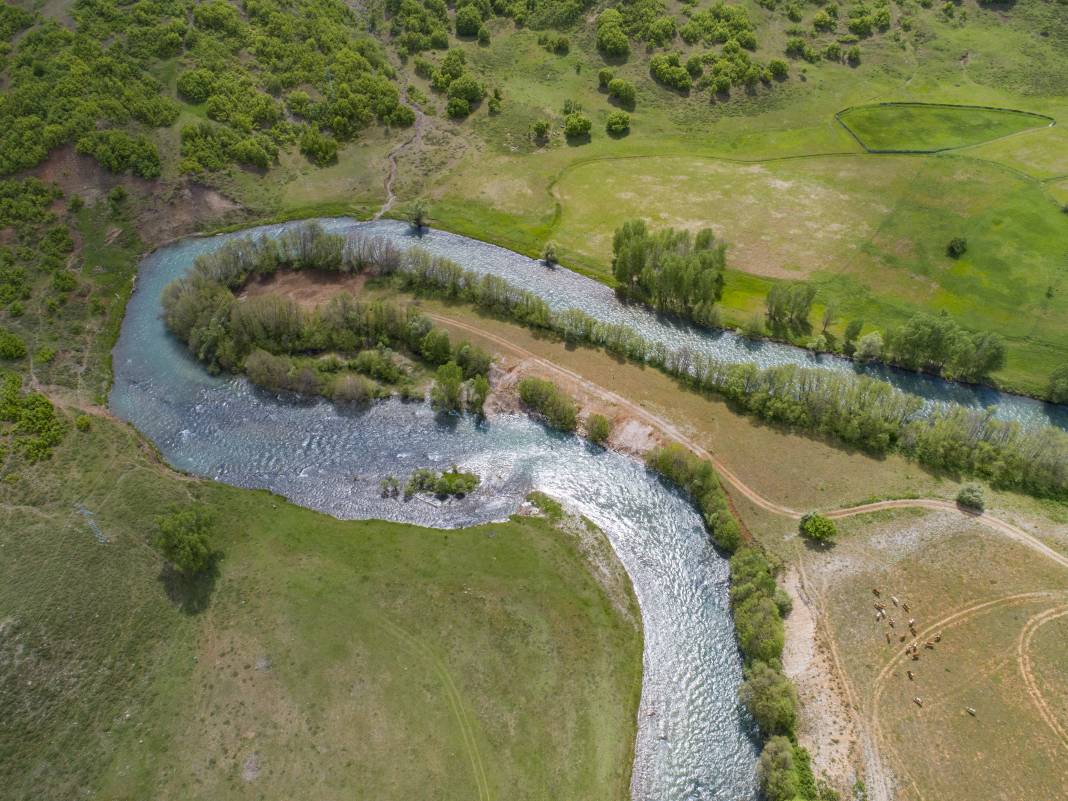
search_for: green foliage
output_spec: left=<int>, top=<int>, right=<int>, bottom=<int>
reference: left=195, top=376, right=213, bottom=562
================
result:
left=180, top=123, right=278, bottom=173
left=650, top=52, right=692, bottom=92
left=456, top=5, right=483, bottom=36
left=612, top=220, right=725, bottom=326
left=404, top=464, right=480, bottom=498
left=598, top=68, right=615, bottom=88
left=299, top=127, right=339, bottom=167
left=75, top=414, right=92, bottom=432
left=586, top=413, right=612, bottom=445
left=765, top=281, right=816, bottom=332
left=758, top=736, right=798, bottom=801
left=155, top=507, right=214, bottom=576
left=75, top=131, right=161, bottom=179
left=447, top=96, right=472, bottom=118
left=799, top=512, right=837, bottom=543
left=408, top=199, right=430, bottom=231
left=605, top=111, right=630, bottom=135
left=541, top=240, right=559, bottom=265
left=596, top=9, right=630, bottom=57
left=517, top=377, right=578, bottom=432
left=0, top=329, right=27, bottom=360
left=564, top=112, right=592, bottom=139
left=645, top=444, right=742, bottom=552
left=607, top=78, right=636, bottom=108
left=740, top=660, right=797, bottom=737
left=531, top=119, right=552, bottom=142
left=468, top=373, right=491, bottom=415
left=0, top=372, right=67, bottom=462
left=885, top=311, right=1005, bottom=380
left=431, top=361, right=464, bottom=411
left=947, top=236, right=968, bottom=258
left=956, top=482, right=985, bottom=512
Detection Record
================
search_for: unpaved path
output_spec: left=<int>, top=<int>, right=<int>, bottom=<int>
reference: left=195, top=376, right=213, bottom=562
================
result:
left=1017, top=603, right=1068, bottom=754
left=428, top=312, right=1068, bottom=574
left=374, top=63, right=427, bottom=220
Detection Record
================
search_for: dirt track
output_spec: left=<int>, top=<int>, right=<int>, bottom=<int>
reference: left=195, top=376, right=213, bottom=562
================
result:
left=428, top=312, right=1068, bottom=574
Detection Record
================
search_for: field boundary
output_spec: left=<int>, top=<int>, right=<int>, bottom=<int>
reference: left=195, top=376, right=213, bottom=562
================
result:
left=835, top=102, right=1055, bottom=154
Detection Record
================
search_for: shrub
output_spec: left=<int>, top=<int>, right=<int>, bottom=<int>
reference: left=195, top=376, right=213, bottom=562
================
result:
left=531, top=119, right=551, bottom=142
left=586, top=413, right=612, bottom=445
left=468, top=374, right=491, bottom=415
left=947, top=237, right=968, bottom=258
left=331, top=374, right=375, bottom=404
left=456, top=5, right=482, bottom=36
left=758, top=737, right=798, bottom=801
left=1050, top=364, right=1068, bottom=404
left=564, top=113, right=592, bottom=139
left=768, top=59, right=789, bottom=79
left=606, top=111, right=630, bottom=136
left=799, top=512, right=837, bottom=543
left=855, top=331, right=884, bottom=362
left=0, top=329, right=27, bottom=360
left=156, top=507, right=214, bottom=576
left=607, top=78, right=636, bottom=108
left=75, top=413, right=91, bottom=432
left=596, top=9, right=629, bottom=57
left=448, top=75, right=484, bottom=104
left=956, top=483, right=985, bottom=512
left=299, top=127, right=338, bottom=166
left=598, top=68, right=615, bottom=89
left=650, top=52, right=692, bottom=91
left=740, top=661, right=798, bottom=737
left=177, top=69, right=216, bottom=103
left=541, top=240, right=558, bottom=265
left=477, top=24, right=490, bottom=45
left=447, top=96, right=471, bottom=118
left=517, top=376, right=578, bottom=431
left=431, top=361, right=464, bottom=412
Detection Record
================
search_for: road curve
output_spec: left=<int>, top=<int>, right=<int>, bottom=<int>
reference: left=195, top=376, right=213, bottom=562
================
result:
left=427, top=312, right=1068, bottom=572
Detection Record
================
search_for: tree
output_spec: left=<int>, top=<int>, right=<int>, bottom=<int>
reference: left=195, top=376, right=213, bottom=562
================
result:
left=531, top=119, right=551, bottom=142
left=766, top=282, right=816, bottom=331
left=598, top=68, right=615, bottom=89
left=408, top=199, right=429, bottom=232
left=477, top=24, right=490, bottom=45
left=947, top=236, right=968, bottom=258
left=821, top=303, right=836, bottom=335
left=768, top=59, right=789, bottom=79
left=299, top=126, right=338, bottom=166
left=586, top=413, right=612, bottom=445
left=156, top=507, right=214, bottom=576
left=446, top=96, right=471, bottom=118
left=420, top=328, right=452, bottom=364
left=855, top=331, right=884, bottom=362
left=799, top=512, right=837, bottom=543
left=541, top=240, right=559, bottom=266
left=758, top=737, right=799, bottom=801
left=956, top=483, right=985, bottom=512
left=843, top=319, right=864, bottom=355
left=0, top=329, right=27, bottom=360
left=431, top=362, right=464, bottom=412
left=606, top=111, right=630, bottom=136
left=739, top=661, right=798, bottom=737
left=468, top=374, right=490, bottom=415
left=596, top=9, right=629, bottom=57
left=1050, top=364, right=1068, bottom=404
left=455, top=5, right=481, bottom=36
left=564, top=113, right=592, bottom=139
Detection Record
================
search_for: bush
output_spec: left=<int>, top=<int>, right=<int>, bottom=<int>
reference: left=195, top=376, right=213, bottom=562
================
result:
left=456, top=5, right=482, bottom=36
left=299, top=127, right=338, bottom=166
left=947, top=237, right=968, bottom=258
left=650, top=52, right=692, bottom=92
left=0, top=329, right=27, bottom=360
left=431, top=361, right=464, bottom=412
left=477, top=24, right=490, bottom=45
left=531, top=119, right=551, bottom=142
left=768, top=59, right=789, bottom=79
left=799, top=512, right=837, bottom=543
left=447, top=97, right=471, bottom=118
left=541, top=240, right=558, bottom=265
left=740, top=661, right=798, bottom=737
left=517, top=376, right=578, bottom=431
left=759, top=737, right=798, bottom=801
left=563, top=113, right=592, bottom=139
left=156, top=507, right=214, bottom=576
left=596, top=9, right=630, bottom=57
left=607, top=78, right=636, bottom=108
left=956, top=483, right=985, bottom=512
left=331, top=374, right=375, bottom=404
left=586, top=413, right=612, bottom=445
left=598, top=68, right=614, bottom=89
left=75, top=414, right=91, bottom=432
left=606, top=111, right=630, bottom=136
left=1049, top=364, right=1068, bottom=404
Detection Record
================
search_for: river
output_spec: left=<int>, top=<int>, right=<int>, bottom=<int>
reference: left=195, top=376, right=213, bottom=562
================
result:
left=110, top=220, right=764, bottom=800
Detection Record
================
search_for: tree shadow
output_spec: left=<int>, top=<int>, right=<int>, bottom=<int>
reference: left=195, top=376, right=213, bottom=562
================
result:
left=159, top=557, right=221, bottom=615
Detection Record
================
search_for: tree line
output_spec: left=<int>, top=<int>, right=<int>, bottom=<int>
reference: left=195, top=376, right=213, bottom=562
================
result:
left=371, top=228, right=1067, bottom=499
left=645, top=444, right=828, bottom=801
left=161, top=224, right=490, bottom=410
left=612, top=219, right=727, bottom=327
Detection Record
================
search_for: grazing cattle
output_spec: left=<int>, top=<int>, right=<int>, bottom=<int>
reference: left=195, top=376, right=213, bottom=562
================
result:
left=934, top=632, right=943, bottom=643
left=967, top=708, right=977, bottom=717
left=912, top=653, right=920, bottom=661
left=913, top=697, right=923, bottom=707
left=888, top=618, right=896, bottom=628
left=886, top=633, right=892, bottom=644
left=907, top=670, right=915, bottom=681
left=891, top=596, right=900, bottom=607
left=924, top=641, right=935, bottom=650
left=873, top=588, right=881, bottom=597
left=908, top=618, right=916, bottom=627
left=899, top=634, right=907, bottom=642
left=903, top=603, right=911, bottom=613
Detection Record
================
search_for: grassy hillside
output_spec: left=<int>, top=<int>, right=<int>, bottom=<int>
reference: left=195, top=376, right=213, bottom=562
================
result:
left=0, top=410, right=642, bottom=801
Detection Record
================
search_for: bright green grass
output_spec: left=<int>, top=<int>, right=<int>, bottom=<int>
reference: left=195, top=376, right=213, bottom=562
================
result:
left=837, top=103, right=1052, bottom=153
left=0, top=413, right=641, bottom=801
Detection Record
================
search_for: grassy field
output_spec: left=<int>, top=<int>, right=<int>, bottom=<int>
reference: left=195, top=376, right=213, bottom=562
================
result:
left=799, top=508, right=1068, bottom=801
left=836, top=103, right=1052, bottom=152
left=1, top=410, right=642, bottom=801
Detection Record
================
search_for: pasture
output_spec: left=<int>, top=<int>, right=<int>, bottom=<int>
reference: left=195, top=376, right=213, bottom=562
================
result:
left=0, top=413, right=641, bottom=801
left=837, top=103, right=1052, bottom=153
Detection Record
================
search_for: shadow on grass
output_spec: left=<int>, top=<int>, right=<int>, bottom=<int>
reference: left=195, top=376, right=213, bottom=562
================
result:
left=159, top=558, right=221, bottom=615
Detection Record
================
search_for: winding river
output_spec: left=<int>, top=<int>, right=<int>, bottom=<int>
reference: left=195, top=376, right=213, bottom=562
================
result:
left=110, top=218, right=1066, bottom=801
